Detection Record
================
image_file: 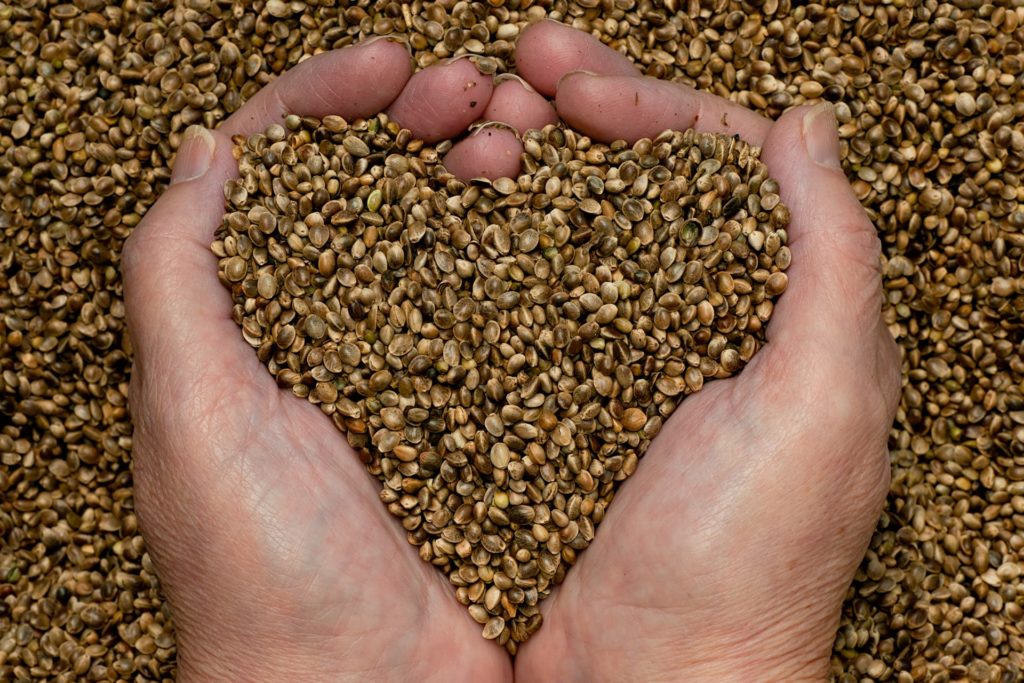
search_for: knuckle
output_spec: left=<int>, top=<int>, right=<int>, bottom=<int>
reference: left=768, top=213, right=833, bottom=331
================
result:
left=779, top=357, right=893, bottom=444
left=120, top=228, right=148, bottom=287
left=879, top=333, right=903, bottom=412
left=823, top=224, right=883, bottom=277
left=811, top=227, right=885, bottom=324
left=121, top=197, right=176, bottom=287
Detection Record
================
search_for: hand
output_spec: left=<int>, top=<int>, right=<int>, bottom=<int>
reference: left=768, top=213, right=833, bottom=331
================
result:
left=505, top=22, right=901, bottom=682
left=124, top=21, right=900, bottom=683
left=121, top=36, right=558, bottom=682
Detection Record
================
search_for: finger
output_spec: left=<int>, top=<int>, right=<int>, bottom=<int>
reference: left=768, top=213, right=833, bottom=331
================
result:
left=386, top=56, right=494, bottom=142
left=515, top=19, right=638, bottom=96
left=124, top=39, right=414, bottom=378
left=442, top=125, right=522, bottom=180
left=754, top=105, right=889, bottom=380
left=555, top=72, right=773, bottom=145
left=483, top=75, right=558, bottom=133
left=138, top=36, right=413, bottom=252
left=443, top=76, right=556, bottom=181
left=122, top=127, right=244, bottom=379
left=219, top=37, right=413, bottom=139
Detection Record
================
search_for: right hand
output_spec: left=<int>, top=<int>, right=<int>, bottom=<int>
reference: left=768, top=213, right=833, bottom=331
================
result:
left=506, top=22, right=900, bottom=683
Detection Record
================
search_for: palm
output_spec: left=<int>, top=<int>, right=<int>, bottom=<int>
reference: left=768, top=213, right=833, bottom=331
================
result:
left=500, top=27, right=900, bottom=673
left=151, top=325, right=507, bottom=678
left=517, top=344, right=891, bottom=678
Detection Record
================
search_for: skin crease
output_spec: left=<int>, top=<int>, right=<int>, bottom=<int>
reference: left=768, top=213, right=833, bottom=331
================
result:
left=123, top=23, right=900, bottom=683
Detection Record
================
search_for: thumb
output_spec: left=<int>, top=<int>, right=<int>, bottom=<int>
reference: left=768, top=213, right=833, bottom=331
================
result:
left=122, top=125, right=251, bottom=394
left=756, top=105, right=890, bottom=371
left=170, top=125, right=218, bottom=185
left=123, top=36, right=415, bottom=385
left=743, top=105, right=901, bottom=428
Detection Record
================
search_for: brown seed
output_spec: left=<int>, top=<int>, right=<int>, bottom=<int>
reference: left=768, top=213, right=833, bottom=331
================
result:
left=482, top=617, right=505, bottom=639
left=215, top=114, right=791, bottom=654
left=343, top=135, right=370, bottom=157
left=766, top=272, right=788, bottom=295
left=393, top=445, right=419, bottom=462
left=490, top=443, right=511, bottom=469
left=224, top=256, right=247, bottom=282
left=257, top=272, right=278, bottom=299
left=621, top=408, right=646, bottom=431
left=19, top=2, right=1016, bottom=677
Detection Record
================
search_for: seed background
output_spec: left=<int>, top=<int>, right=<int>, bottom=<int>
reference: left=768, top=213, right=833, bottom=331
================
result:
left=1, top=1, right=1022, bottom=681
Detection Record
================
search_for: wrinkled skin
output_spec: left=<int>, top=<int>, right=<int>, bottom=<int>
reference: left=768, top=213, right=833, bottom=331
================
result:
left=123, top=22, right=899, bottom=683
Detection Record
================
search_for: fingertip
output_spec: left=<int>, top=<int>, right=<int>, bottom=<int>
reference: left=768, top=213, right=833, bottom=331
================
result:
left=801, top=103, right=843, bottom=170
left=354, top=37, right=415, bottom=92
left=442, top=126, right=522, bottom=181
left=135, top=129, right=239, bottom=245
left=170, top=126, right=216, bottom=185
left=483, top=76, right=558, bottom=134
left=761, top=105, right=865, bottom=225
left=387, top=58, right=494, bottom=143
left=759, top=105, right=887, bottom=358
left=516, top=20, right=638, bottom=96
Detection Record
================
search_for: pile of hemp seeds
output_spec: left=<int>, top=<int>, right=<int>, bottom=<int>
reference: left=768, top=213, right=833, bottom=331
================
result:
left=1, top=1, right=1022, bottom=680
left=213, top=114, right=790, bottom=650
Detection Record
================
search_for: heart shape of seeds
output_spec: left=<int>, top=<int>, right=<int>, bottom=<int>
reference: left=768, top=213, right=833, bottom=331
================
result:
left=214, top=113, right=791, bottom=652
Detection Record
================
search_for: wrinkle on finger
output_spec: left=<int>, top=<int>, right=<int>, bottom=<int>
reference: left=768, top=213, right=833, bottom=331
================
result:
left=769, top=236, right=885, bottom=343
left=779, top=210, right=886, bottom=338
left=306, top=66, right=357, bottom=115
left=787, top=223, right=883, bottom=281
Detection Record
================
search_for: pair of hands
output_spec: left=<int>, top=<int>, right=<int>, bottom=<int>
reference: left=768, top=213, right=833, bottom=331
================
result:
left=123, top=21, right=900, bottom=682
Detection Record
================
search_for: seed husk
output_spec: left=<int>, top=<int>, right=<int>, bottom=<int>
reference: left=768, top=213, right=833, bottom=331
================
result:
left=4, top=1, right=1023, bottom=677
left=214, top=114, right=790, bottom=651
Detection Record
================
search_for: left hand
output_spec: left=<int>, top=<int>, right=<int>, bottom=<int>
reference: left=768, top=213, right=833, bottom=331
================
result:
left=122, top=36, right=556, bottom=682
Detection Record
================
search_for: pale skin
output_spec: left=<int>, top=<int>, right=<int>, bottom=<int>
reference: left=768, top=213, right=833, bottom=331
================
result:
left=123, top=21, right=900, bottom=683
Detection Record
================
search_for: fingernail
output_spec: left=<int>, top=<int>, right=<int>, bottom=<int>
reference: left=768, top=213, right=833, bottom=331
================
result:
left=469, top=121, right=521, bottom=138
left=555, top=69, right=600, bottom=91
left=441, top=53, right=481, bottom=69
left=360, top=34, right=412, bottom=56
left=171, top=126, right=215, bottom=185
left=494, top=73, right=539, bottom=94
left=802, top=103, right=841, bottom=170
